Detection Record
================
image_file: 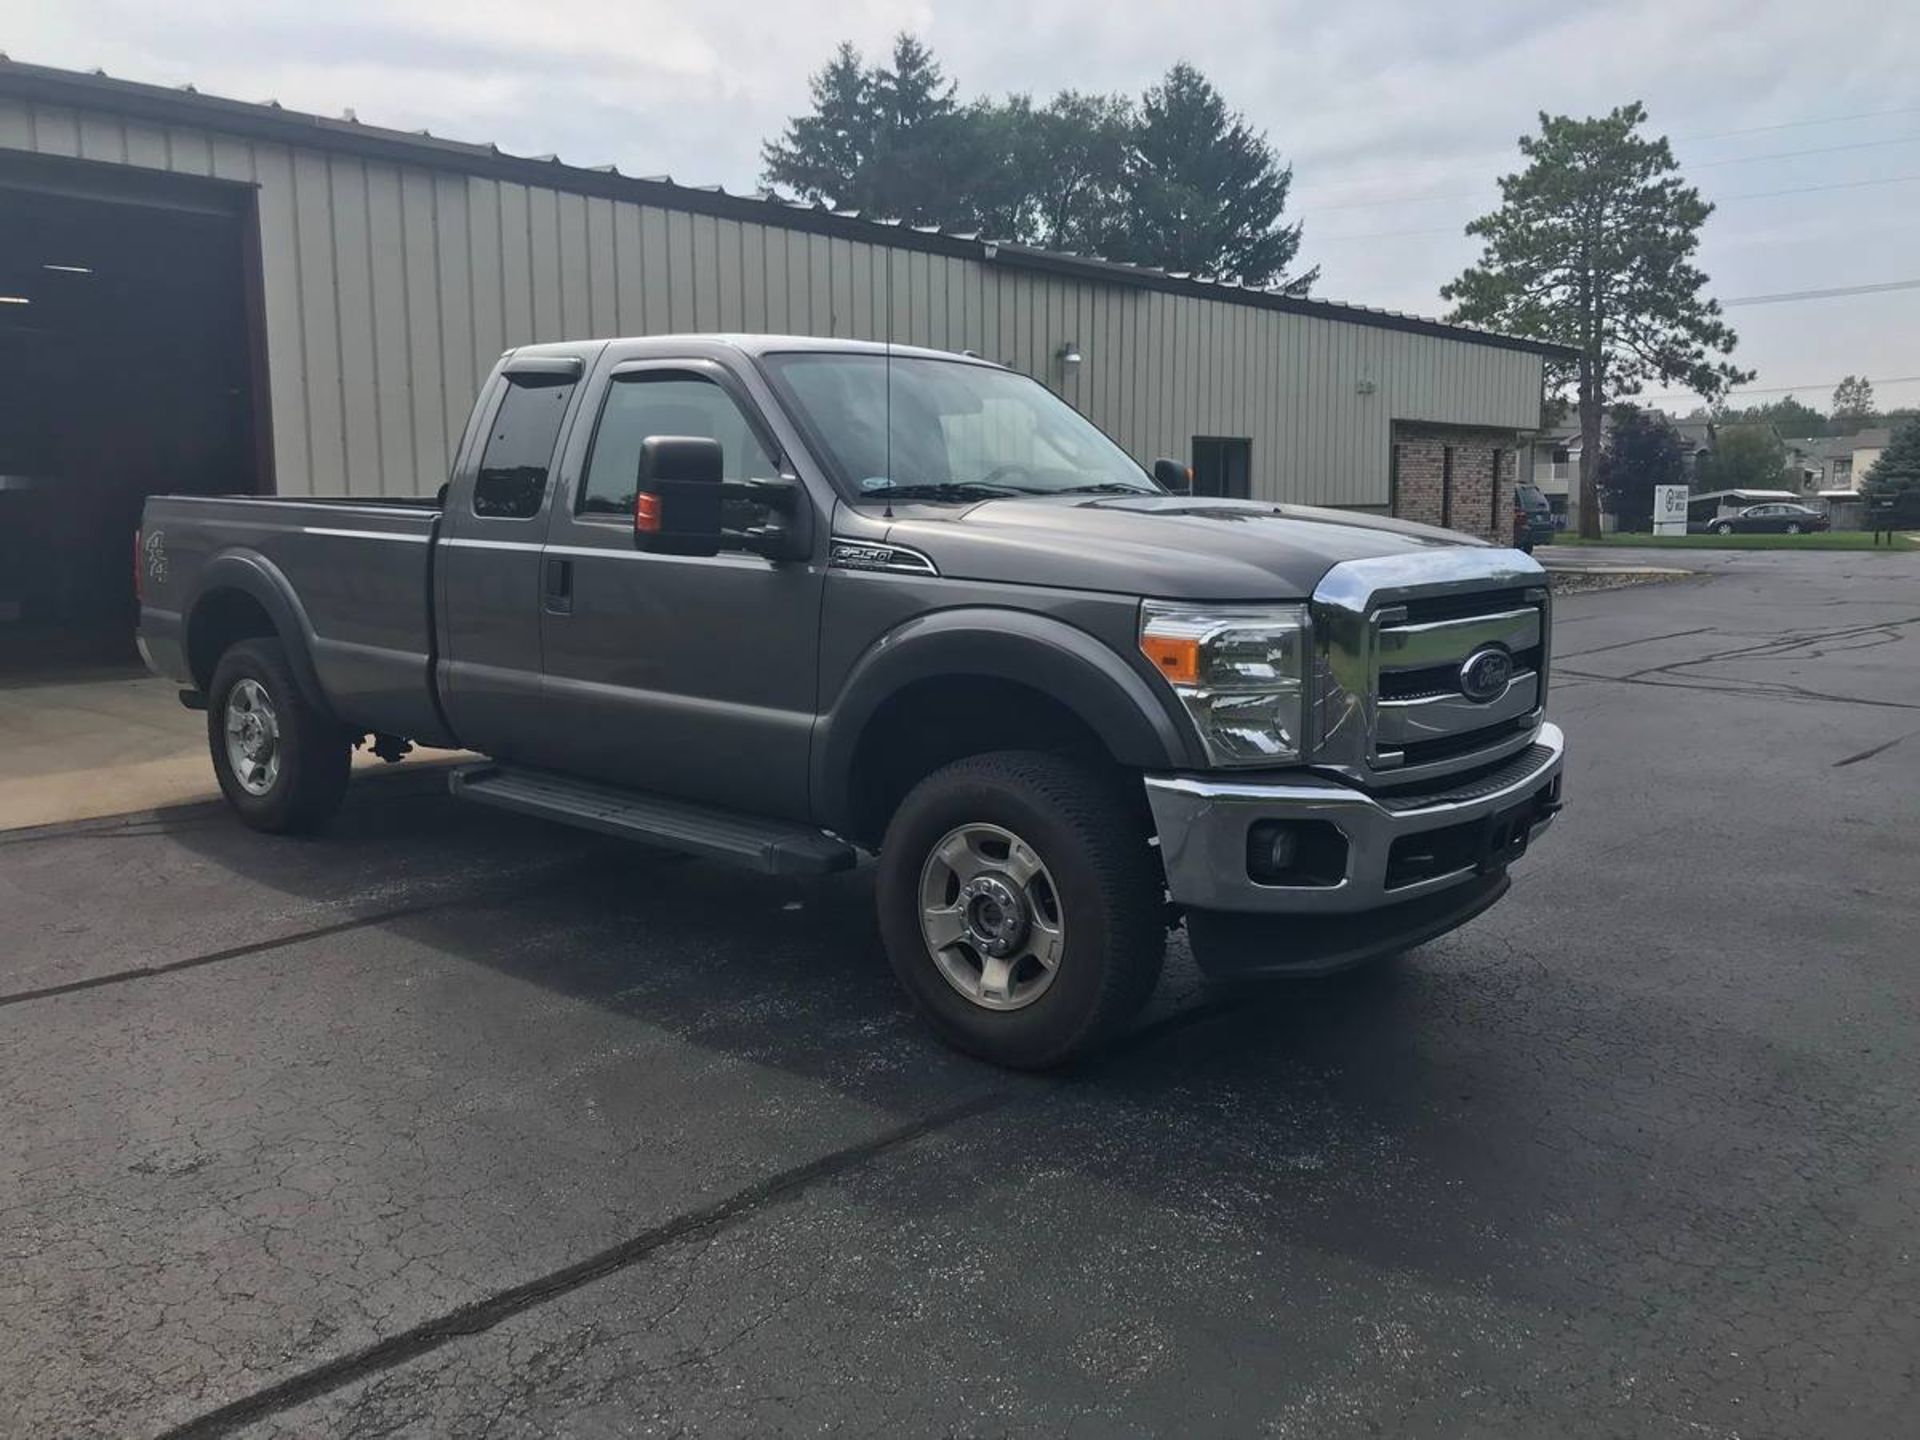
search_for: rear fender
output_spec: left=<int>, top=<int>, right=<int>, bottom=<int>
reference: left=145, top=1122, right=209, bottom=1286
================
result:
left=188, top=551, right=337, bottom=722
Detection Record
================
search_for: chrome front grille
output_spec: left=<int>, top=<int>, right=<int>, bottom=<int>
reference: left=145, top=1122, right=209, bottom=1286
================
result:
left=1310, top=548, right=1552, bottom=788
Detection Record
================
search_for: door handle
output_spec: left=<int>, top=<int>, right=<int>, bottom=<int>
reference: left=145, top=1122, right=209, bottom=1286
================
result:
left=543, top=556, right=573, bottom=616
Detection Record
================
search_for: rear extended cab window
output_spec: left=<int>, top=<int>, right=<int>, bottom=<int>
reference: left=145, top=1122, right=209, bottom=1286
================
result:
left=473, top=375, right=578, bottom=519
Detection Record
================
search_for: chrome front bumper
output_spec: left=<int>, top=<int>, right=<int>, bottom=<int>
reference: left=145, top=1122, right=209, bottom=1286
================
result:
left=1145, top=722, right=1565, bottom=915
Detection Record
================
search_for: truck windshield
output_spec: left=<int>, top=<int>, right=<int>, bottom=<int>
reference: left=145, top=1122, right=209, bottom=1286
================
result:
left=763, top=353, right=1157, bottom=501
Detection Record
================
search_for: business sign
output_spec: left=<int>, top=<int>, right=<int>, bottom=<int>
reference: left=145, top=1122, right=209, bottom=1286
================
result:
left=1654, top=484, right=1689, bottom=537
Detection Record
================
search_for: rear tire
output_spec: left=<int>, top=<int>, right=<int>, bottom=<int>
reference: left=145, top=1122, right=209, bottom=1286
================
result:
left=1714, top=521, right=1734, bottom=535
left=208, top=638, right=352, bottom=834
left=1786, top=522, right=1802, bottom=534
left=876, top=751, right=1167, bottom=1070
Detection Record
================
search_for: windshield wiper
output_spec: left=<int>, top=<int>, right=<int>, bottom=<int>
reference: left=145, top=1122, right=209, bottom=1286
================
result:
left=1051, top=482, right=1158, bottom=495
left=861, top=481, right=1032, bottom=502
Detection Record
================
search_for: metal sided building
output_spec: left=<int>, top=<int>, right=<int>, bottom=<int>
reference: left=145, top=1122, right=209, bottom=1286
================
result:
left=0, top=57, right=1569, bottom=660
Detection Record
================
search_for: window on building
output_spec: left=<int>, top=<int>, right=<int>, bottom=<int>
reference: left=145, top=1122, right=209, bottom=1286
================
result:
left=472, top=374, right=578, bottom=519
left=1191, top=437, right=1252, bottom=499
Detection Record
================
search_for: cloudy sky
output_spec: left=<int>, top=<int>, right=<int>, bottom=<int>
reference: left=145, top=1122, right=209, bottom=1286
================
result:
left=12, top=0, right=1920, bottom=413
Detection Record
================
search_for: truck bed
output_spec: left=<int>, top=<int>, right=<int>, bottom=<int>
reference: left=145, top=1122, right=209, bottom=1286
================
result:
left=138, top=493, right=448, bottom=743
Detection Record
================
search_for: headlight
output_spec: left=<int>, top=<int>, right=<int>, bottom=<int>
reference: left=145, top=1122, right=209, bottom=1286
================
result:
left=1139, top=601, right=1308, bottom=766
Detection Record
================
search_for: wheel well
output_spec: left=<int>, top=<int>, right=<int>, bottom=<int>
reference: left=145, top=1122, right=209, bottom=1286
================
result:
left=187, top=588, right=278, bottom=692
left=844, top=676, right=1129, bottom=847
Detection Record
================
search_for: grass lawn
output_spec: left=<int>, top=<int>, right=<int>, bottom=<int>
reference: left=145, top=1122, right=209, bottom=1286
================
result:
left=1550, top=531, right=1918, bottom=552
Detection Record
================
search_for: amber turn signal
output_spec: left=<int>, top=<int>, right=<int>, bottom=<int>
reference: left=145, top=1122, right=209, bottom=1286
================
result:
left=1140, top=633, right=1199, bottom=685
left=635, top=492, right=663, bottom=533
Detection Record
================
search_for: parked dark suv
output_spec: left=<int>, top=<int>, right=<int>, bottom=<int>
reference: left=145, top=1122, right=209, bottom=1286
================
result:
left=1512, top=483, right=1555, bottom=552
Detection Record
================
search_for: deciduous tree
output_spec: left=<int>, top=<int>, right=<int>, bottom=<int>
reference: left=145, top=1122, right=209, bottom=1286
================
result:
left=1598, top=406, right=1686, bottom=531
left=1702, top=425, right=1789, bottom=494
left=1831, top=375, right=1876, bottom=427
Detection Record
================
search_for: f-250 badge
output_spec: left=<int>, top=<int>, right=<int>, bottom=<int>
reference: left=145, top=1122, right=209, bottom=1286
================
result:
left=143, top=530, right=168, bottom=586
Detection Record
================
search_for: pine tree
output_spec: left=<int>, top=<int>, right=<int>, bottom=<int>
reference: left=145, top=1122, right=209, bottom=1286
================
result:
left=1861, top=417, right=1920, bottom=511
left=1442, top=104, right=1751, bottom=539
left=1116, top=63, right=1313, bottom=290
left=760, top=42, right=1313, bottom=287
left=760, top=42, right=877, bottom=212
left=863, top=34, right=964, bottom=227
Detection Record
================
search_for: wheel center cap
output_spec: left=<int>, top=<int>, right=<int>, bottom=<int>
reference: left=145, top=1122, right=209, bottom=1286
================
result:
left=958, top=874, right=1028, bottom=957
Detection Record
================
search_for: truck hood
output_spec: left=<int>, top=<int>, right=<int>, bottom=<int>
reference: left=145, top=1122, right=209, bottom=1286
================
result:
left=869, top=494, right=1493, bottom=600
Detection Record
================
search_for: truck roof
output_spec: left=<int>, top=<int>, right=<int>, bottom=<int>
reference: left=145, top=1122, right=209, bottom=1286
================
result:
left=505, top=334, right=1005, bottom=367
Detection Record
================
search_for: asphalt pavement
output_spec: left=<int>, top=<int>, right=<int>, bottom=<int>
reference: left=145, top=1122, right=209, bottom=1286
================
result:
left=3, top=545, right=1917, bottom=1438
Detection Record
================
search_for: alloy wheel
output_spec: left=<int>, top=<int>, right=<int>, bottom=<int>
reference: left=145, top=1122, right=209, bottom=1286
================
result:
left=918, top=823, right=1066, bottom=1011
left=224, top=677, right=282, bottom=796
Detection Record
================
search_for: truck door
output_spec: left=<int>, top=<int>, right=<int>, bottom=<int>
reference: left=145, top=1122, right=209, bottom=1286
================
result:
left=435, top=358, right=583, bottom=759
left=534, top=357, right=825, bottom=821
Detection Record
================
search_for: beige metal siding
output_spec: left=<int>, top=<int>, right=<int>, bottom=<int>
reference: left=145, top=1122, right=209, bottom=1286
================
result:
left=1, top=96, right=1544, bottom=503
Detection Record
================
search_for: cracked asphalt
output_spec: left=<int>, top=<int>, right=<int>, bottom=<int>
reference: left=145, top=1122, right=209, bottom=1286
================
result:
left=3, top=546, right=1916, bottom=1438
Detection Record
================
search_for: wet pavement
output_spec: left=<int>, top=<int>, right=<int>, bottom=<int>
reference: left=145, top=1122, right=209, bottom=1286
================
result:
left=3, top=546, right=1917, bottom=1438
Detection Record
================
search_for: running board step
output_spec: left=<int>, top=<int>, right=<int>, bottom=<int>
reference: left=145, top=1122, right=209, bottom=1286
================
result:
left=449, top=764, right=856, bottom=875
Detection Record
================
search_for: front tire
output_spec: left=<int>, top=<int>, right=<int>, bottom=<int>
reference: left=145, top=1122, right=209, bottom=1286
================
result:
left=876, top=751, right=1167, bottom=1069
left=208, top=638, right=352, bottom=833
left=1785, top=522, right=1802, bottom=534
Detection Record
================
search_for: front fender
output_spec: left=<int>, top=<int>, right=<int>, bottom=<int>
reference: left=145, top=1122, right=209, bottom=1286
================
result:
left=187, top=551, right=338, bottom=721
left=811, top=606, right=1198, bottom=834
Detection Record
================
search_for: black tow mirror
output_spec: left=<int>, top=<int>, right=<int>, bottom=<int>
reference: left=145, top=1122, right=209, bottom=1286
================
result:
left=1153, top=457, right=1192, bottom=495
left=634, top=436, right=724, bottom=555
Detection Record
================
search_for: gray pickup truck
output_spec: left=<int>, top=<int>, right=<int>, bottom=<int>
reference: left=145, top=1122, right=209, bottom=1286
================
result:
left=138, top=334, right=1565, bottom=1068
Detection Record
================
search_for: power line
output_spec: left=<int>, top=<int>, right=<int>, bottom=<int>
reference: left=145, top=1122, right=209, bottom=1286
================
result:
left=1320, top=173, right=1920, bottom=243
left=1719, top=172, right=1920, bottom=201
left=1675, top=105, right=1920, bottom=144
left=1692, top=134, right=1920, bottom=169
left=1642, top=374, right=1920, bottom=401
left=1722, top=278, right=1920, bottom=307
left=1302, top=132, right=1920, bottom=215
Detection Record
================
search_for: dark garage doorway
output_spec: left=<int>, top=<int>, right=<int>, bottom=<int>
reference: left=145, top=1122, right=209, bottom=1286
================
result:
left=0, top=156, right=268, bottom=675
left=1192, top=436, right=1251, bottom=499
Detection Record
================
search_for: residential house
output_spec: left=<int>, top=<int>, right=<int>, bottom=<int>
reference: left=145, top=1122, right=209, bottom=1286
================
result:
left=1522, top=410, right=1714, bottom=526
left=1783, top=429, right=1891, bottom=525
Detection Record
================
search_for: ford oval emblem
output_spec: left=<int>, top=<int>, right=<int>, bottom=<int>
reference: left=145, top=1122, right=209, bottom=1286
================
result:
left=1458, top=647, right=1512, bottom=703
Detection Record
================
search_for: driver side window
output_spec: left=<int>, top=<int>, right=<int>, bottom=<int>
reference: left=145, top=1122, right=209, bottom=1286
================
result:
left=579, top=373, right=778, bottom=516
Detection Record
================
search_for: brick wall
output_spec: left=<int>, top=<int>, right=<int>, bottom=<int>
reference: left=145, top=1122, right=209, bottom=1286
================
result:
left=1390, top=423, right=1521, bottom=543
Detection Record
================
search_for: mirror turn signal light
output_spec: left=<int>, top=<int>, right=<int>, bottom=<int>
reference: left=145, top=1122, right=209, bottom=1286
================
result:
left=635, top=493, right=663, bottom=533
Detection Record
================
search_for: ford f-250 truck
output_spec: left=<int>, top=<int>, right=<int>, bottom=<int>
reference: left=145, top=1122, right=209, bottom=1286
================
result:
left=137, top=335, right=1565, bottom=1068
